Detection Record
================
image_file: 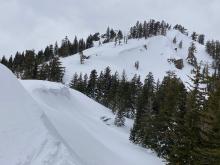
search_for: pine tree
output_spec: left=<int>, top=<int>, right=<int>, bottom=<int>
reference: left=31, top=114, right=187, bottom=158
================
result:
left=23, top=50, right=36, bottom=79
left=130, top=72, right=155, bottom=144
left=69, top=73, right=79, bottom=89
left=114, top=109, right=125, bottom=127
left=198, top=34, right=205, bottom=45
left=117, top=30, right=123, bottom=44
left=72, top=36, right=79, bottom=54
left=110, top=29, right=116, bottom=40
left=86, top=35, right=94, bottom=49
left=187, top=42, right=197, bottom=66
left=144, top=72, right=187, bottom=160
left=48, top=56, right=65, bottom=82
left=102, top=67, right=112, bottom=107
left=108, top=71, right=119, bottom=112
left=197, top=80, right=220, bottom=164
left=38, top=63, right=49, bottom=80
left=54, top=42, right=59, bottom=56
left=114, top=71, right=127, bottom=126
left=191, top=32, right=198, bottom=41
left=87, top=69, right=98, bottom=98
left=180, top=64, right=207, bottom=164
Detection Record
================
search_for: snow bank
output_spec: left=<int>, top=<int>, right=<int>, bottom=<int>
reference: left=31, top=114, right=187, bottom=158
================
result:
left=0, top=64, right=163, bottom=165
left=22, top=80, right=164, bottom=165
left=0, top=64, right=76, bottom=165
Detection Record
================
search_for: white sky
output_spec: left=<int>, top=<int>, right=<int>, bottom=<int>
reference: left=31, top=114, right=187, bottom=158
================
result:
left=0, top=0, right=219, bottom=56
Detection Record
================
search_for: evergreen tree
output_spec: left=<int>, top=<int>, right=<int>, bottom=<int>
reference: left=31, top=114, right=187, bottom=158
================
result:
left=70, top=73, right=79, bottom=89
left=110, top=29, right=116, bottom=40
left=180, top=64, right=207, bottom=164
left=130, top=72, right=155, bottom=144
left=191, top=32, right=198, bottom=41
left=38, top=63, right=49, bottom=80
left=198, top=34, right=205, bottom=45
left=71, top=36, right=79, bottom=54
left=187, top=42, right=197, bottom=66
left=48, top=56, right=65, bottom=82
left=117, top=30, right=123, bottom=44
left=108, top=71, right=119, bottom=112
left=197, top=80, right=220, bottom=164
left=87, top=69, right=98, bottom=98
left=114, top=71, right=127, bottom=126
left=23, top=50, right=36, bottom=79
left=144, top=72, right=187, bottom=160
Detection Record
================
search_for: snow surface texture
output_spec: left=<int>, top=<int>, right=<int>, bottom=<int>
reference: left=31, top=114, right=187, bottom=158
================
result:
left=61, top=30, right=213, bottom=85
left=0, top=64, right=164, bottom=165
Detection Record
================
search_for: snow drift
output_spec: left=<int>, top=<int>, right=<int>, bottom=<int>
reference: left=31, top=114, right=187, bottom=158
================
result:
left=0, top=64, right=164, bottom=165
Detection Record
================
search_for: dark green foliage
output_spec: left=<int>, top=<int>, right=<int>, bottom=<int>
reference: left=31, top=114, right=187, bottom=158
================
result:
left=38, top=63, right=49, bottom=80
left=206, top=40, right=220, bottom=76
left=191, top=32, right=198, bottom=41
left=173, top=24, right=188, bottom=35
left=23, top=50, right=37, bottom=79
left=129, top=20, right=170, bottom=39
left=87, top=69, right=98, bottom=98
left=48, top=56, right=65, bottom=82
left=198, top=34, right=205, bottom=45
left=198, top=80, right=220, bottom=164
left=130, top=72, right=155, bottom=144
left=187, top=42, right=197, bottom=67
left=67, top=65, right=220, bottom=164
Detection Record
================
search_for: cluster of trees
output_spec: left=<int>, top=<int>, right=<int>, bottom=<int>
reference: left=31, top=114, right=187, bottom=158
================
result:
left=0, top=50, right=64, bottom=82
left=173, top=24, right=188, bottom=35
left=187, top=42, right=197, bottom=67
left=206, top=40, right=220, bottom=76
left=70, top=65, right=220, bottom=164
left=0, top=34, right=98, bottom=78
left=129, top=20, right=171, bottom=39
left=129, top=65, right=219, bottom=164
left=69, top=67, right=142, bottom=125
left=191, top=32, right=205, bottom=45
left=103, top=27, right=124, bottom=45
left=1, top=19, right=220, bottom=164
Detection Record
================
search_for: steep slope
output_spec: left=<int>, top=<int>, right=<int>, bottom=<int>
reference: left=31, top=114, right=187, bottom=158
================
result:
left=61, top=30, right=213, bottom=84
left=22, top=80, right=164, bottom=165
left=0, top=64, right=78, bottom=165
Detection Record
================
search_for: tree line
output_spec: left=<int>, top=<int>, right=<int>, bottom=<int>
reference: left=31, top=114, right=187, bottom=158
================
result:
left=0, top=19, right=207, bottom=81
left=69, top=65, right=220, bottom=164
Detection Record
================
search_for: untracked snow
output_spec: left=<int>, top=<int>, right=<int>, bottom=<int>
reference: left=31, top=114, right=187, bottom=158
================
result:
left=22, top=80, right=164, bottom=165
left=0, top=64, right=164, bottom=165
left=61, top=30, right=213, bottom=84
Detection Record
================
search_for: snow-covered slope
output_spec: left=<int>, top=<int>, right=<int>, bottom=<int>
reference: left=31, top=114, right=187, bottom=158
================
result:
left=22, top=80, right=164, bottom=165
left=61, top=30, right=213, bottom=84
left=0, top=64, right=164, bottom=165
left=0, top=64, right=76, bottom=165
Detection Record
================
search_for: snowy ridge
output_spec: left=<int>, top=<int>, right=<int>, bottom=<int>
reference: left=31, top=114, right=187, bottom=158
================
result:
left=0, top=64, right=163, bottom=165
left=61, top=30, right=213, bottom=84
left=0, top=64, right=76, bottom=165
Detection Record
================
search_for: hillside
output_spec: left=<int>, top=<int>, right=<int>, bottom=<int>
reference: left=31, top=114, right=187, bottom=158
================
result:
left=61, top=29, right=213, bottom=85
left=0, top=64, right=163, bottom=165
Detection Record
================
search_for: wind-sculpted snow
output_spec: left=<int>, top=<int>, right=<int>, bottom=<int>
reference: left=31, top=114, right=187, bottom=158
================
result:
left=0, top=64, right=77, bottom=165
left=22, top=80, right=164, bottom=165
left=0, top=29, right=212, bottom=165
left=0, top=64, right=164, bottom=164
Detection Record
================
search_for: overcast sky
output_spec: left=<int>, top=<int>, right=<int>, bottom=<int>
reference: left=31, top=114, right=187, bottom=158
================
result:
left=0, top=0, right=219, bottom=56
